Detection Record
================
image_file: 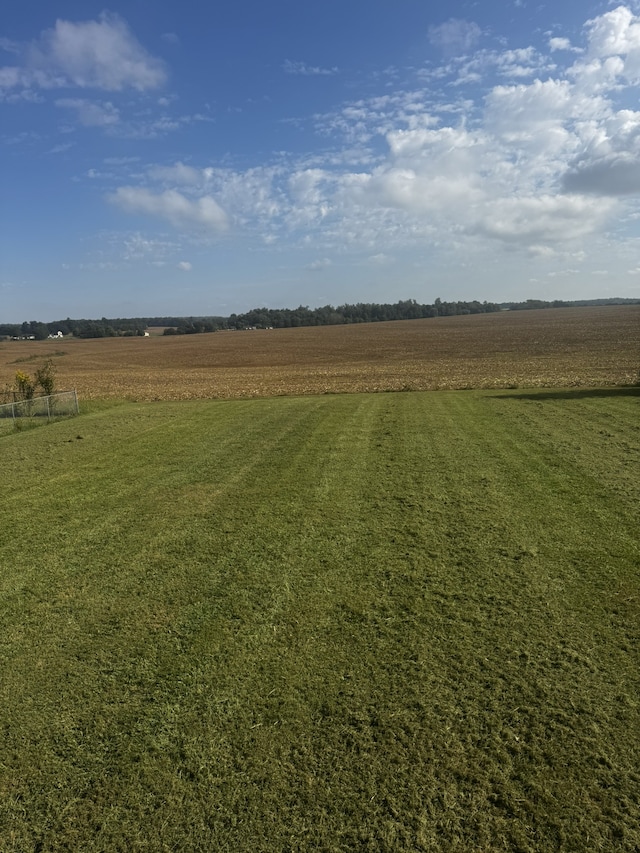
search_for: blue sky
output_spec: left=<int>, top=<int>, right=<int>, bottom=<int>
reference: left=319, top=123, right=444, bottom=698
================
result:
left=2, top=0, right=640, bottom=321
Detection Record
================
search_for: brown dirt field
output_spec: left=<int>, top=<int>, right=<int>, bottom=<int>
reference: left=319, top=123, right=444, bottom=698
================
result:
left=1, top=306, right=638, bottom=401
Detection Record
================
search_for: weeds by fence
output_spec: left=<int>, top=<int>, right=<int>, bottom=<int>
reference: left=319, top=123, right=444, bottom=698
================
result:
left=0, top=390, right=78, bottom=433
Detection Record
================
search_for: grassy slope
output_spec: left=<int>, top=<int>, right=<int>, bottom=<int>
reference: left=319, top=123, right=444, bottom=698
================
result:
left=0, top=389, right=638, bottom=851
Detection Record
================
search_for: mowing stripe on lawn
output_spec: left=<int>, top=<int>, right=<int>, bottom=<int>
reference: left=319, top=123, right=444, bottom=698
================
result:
left=0, top=390, right=638, bottom=851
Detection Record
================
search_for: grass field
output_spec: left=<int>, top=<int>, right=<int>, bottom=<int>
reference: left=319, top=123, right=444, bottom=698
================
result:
left=1, top=306, right=638, bottom=400
left=1, top=387, right=638, bottom=851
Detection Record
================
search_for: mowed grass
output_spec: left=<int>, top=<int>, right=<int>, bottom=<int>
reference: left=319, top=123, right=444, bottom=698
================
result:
left=1, top=389, right=639, bottom=851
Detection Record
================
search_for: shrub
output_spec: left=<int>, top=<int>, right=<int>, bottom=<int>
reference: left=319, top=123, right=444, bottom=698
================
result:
left=14, top=370, right=35, bottom=400
left=35, top=359, right=56, bottom=396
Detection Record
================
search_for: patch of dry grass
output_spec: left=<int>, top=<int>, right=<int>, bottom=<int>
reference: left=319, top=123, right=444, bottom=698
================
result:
left=1, top=306, right=637, bottom=400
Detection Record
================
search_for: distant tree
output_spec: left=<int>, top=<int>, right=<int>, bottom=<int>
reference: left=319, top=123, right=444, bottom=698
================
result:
left=30, top=322, right=50, bottom=340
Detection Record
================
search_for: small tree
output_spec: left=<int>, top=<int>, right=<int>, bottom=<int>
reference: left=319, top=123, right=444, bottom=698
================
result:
left=13, top=360, right=56, bottom=401
left=35, top=359, right=56, bottom=396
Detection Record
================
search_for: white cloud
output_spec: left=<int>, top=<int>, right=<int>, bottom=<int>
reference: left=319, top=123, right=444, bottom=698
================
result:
left=453, top=46, right=554, bottom=84
left=0, top=37, right=20, bottom=55
left=549, top=37, right=580, bottom=53
left=0, top=12, right=166, bottom=96
left=31, top=12, right=166, bottom=90
left=287, top=169, right=333, bottom=226
left=213, top=167, right=285, bottom=225
left=472, top=195, right=615, bottom=245
left=177, top=260, right=192, bottom=271
left=283, top=60, right=338, bottom=76
left=306, top=258, right=332, bottom=270
left=367, top=253, right=393, bottom=265
left=148, top=162, right=202, bottom=185
left=562, top=106, right=640, bottom=195
left=546, top=268, right=580, bottom=278
left=0, top=66, right=20, bottom=88
left=585, top=5, right=640, bottom=60
left=568, top=5, right=640, bottom=91
left=120, top=233, right=172, bottom=260
left=47, top=141, right=75, bottom=154
left=56, top=98, right=120, bottom=126
left=485, top=79, right=576, bottom=134
left=428, top=19, right=482, bottom=57
left=102, top=5, right=640, bottom=265
left=104, top=156, right=140, bottom=165
left=110, top=187, right=228, bottom=234
left=495, top=47, right=550, bottom=77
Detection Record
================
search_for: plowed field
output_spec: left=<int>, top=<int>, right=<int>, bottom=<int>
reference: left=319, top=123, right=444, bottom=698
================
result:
left=1, top=306, right=638, bottom=400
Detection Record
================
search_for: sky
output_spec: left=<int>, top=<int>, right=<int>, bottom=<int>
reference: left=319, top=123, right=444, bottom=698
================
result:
left=3, top=1, right=640, bottom=321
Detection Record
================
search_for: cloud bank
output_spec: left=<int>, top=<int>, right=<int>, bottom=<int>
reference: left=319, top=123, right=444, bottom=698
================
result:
left=12, top=5, right=640, bottom=284
left=102, top=6, right=640, bottom=262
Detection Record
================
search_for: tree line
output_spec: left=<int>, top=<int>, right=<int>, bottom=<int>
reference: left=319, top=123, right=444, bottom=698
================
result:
left=0, top=300, right=499, bottom=338
left=1, top=297, right=638, bottom=339
left=224, top=298, right=501, bottom=331
left=0, top=318, right=149, bottom=339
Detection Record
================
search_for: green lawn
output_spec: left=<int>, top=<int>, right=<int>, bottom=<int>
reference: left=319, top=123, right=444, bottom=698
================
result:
left=1, top=389, right=638, bottom=851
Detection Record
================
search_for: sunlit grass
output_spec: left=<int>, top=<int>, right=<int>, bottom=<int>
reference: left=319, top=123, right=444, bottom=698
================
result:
left=1, top=389, right=638, bottom=851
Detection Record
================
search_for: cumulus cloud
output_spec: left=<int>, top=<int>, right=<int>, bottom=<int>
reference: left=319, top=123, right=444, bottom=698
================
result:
left=102, top=5, right=640, bottom=263
left=584, top=5, right=640, bottom=60
left=0, top=12, right=166, bottom=96
left=177, top=260, right=192, bottom=271
left=110, top=187, right=228, bottom=234
left=561, top=103, right=640, bottom=195
left=549, top=37, right=580, bottom=53
left=566, top=5, right=640, bottom=92
left=484, top=79, right=576, bottom=135
left=472, top=195, right=614, bottom=244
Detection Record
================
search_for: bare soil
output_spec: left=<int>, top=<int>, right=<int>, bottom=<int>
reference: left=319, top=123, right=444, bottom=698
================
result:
left=1, top=306, right=637, bottom=400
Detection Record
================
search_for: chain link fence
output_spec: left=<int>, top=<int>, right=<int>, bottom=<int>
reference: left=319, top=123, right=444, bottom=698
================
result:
left=0, top=390, right=79, bottom=434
